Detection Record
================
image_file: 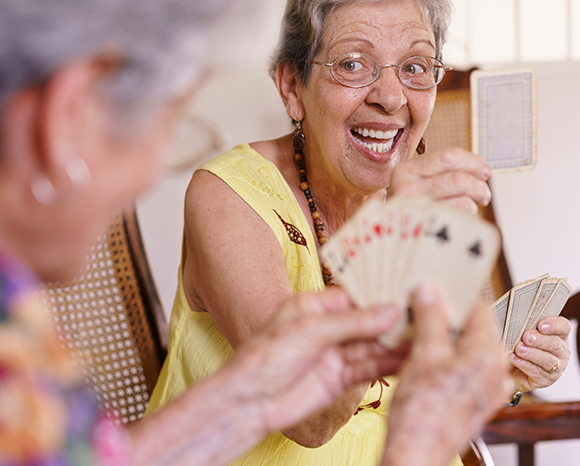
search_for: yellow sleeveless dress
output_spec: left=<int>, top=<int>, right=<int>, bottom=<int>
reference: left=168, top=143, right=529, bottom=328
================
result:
left=147, top=143, right=462, bottom=466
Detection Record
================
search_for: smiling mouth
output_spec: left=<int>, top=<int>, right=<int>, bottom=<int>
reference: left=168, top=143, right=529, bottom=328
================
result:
left=351, top=127, right=402, bottom=154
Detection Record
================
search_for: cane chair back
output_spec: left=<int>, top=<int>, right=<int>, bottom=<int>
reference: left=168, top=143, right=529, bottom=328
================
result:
left=37, top=207, right=167, bottom=425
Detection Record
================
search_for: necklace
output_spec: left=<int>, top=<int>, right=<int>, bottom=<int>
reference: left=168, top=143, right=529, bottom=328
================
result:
left=292, top=129, right=337, bottom=287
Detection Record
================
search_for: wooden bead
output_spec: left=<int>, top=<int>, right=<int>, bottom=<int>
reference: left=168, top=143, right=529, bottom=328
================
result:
left=314, top=218, right=323, bottom=226
left=294, top=153, right=303, bottom=161
left=300, top=182, right=309, bottom=191
left=312, top=211, right=321, bottom=219
left=318, top=236, right=328, bottom=244
left=317, top=230, right=325, bottom=237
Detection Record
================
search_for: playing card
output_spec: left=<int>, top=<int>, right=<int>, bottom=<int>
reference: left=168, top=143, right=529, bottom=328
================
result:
left=402, top=204, right=501, bottom=333
left=537, top=278, right=572, bottom=322
left=320, top=232, right=368, bottom=307
left=389, top=197, right=430, bottom=306
left=321, top=196, right=501, bottom=349
left=491, top=290, right=510, bottom=341
left=502, top=275, right=546, bottom=351
left=471, top=68, right=537, bottom=173
left=517, top=277, right=559, bottom=340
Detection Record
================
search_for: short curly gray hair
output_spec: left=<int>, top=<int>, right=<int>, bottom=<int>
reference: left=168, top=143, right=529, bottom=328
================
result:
left=0, top=0, right=259, bottom=115
left=269, top=0, right=453, bottom=85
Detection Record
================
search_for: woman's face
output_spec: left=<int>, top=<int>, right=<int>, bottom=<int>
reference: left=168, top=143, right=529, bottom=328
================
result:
left=42, top=96, right=186, bottom=281
left=297, top=0, right=437, bottom=195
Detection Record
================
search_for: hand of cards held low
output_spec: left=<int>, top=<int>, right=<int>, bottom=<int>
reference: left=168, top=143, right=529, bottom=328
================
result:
left=321, top=196, right=502, bottom=348
left=491, top=274, right=572, bottom=352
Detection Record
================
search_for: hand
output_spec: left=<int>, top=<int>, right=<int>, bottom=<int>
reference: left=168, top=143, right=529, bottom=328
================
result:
left=382, top=285, right=512, bottom=466
left=226, top=288, right=409, bottom=435
left=389, top=147, right=492, bottom=214
left=510, top=316, right=571, bottom=392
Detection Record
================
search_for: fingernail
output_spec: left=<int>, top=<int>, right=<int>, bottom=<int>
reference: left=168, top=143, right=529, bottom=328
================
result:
left=517, top=344, right=529, bottom=356
left=415, top=284, right=437, bottom=306
left=527, top=333, right=537, bottom=345
left=511, top=353, right=521, bottom=363
left=482, top=167, right=491, bottom=180
left=540, top=323, right=550, bottom=333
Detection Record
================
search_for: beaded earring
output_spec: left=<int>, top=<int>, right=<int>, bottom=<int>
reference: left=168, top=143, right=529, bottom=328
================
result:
left=416, top=137, right=426, bottom=155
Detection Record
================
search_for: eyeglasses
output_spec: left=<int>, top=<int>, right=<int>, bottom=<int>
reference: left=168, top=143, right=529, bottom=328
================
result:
left=311, top=53, right=452, bottom=90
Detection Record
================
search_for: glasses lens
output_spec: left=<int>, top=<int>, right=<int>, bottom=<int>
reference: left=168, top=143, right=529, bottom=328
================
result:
left=399, top=57, right=444, bottom=89
left=331, top=53, right=378, bottom=87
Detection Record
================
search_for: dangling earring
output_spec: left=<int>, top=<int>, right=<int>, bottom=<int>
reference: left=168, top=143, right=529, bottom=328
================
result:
left=292, top=118, right=305, bottom=151
left=31, top=156, right=91, bottom=206
left=31, top=176, right=57, bottom=206
left=416, top=137, right=426, bottom=155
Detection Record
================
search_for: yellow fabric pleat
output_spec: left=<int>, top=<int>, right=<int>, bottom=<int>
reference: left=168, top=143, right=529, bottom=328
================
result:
left=147, top=144, right=462, bottom=466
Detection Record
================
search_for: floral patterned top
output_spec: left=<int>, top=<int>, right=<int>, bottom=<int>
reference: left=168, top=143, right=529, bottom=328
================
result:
left=0, top=246, right=130, bottom=466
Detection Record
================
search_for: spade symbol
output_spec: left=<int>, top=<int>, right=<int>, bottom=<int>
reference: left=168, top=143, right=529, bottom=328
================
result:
left=436, top=226, right=449, bottom=244
left=468, top=241, right=482, bottom=259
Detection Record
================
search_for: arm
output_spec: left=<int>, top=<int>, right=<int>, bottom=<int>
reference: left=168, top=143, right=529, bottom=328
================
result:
left=389, top=147, right=492, bottom=213
left=382, top=285, right=512, bottom=466
left=129, top=289, right=406, bottom=466
left=182, top=170, right=385, bottom=447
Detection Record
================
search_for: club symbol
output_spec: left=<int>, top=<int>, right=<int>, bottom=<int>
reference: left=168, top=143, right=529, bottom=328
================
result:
left=468, top=241, right=482, bottom=259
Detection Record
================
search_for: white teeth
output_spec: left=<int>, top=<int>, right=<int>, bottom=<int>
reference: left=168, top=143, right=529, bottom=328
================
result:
left=353, top=136, right=395, bottom=153
left=354, top=127, right=398, bottom=140
left=352, top=127, right=398, bottom=153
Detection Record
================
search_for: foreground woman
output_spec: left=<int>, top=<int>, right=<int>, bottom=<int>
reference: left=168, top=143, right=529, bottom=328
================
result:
left=0, top=0, right=513, bottom=465
left=149, top=0, right=571, bottom=464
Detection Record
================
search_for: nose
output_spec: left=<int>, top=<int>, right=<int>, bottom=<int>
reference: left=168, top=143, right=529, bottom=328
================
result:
left=365, top=66, right=408, bottom=114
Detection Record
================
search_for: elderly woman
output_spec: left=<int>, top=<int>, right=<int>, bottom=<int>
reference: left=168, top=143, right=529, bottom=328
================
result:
left=148, top=0, right=572, bottom=464
left=0, top=0, right=513, bottom=465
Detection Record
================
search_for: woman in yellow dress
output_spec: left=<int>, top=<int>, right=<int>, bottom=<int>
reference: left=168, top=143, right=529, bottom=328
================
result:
left=148, top=0, right=571, bottom=464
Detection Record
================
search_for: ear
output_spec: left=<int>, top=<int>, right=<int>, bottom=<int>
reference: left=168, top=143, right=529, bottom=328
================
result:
left=275, top=61, right=306, bottom=122
left=35, top=54, right=120, bottom=176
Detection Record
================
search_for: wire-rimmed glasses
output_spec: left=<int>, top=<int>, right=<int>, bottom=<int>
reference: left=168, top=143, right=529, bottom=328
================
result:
left=311, top=53, right=452, bottom=90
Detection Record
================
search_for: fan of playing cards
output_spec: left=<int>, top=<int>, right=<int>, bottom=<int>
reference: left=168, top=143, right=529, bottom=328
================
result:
left=492, top=274, right=572, bottom=352
left=321, top=196, right=501, bottom=347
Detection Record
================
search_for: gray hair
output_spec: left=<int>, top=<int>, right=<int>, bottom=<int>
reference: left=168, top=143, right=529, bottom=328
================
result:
left=269, top=0, right=453, bottom=85
left=0, top=0, right=260, bottom=122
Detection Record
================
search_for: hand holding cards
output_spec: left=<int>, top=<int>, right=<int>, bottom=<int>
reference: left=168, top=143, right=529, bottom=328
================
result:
left=321, top=196, right=501, bottom=347
left=492, top=274, right=572, bottom=352
left=471, top=68, right=537, bottom=173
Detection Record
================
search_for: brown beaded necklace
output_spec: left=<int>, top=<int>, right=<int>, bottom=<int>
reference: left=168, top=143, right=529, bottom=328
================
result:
left=292, top=124, right=337, bottom=287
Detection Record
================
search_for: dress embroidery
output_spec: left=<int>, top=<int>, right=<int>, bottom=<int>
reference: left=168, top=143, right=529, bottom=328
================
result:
left=274, top=210, right=308, bottom=250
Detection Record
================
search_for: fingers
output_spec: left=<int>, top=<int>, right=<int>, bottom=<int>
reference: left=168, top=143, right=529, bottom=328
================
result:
left=458, top=301, right=502, bottom=354
left=513, top=342, right=561, bottom=374
left=521, top=328, right=570, bottom=360
left=409, top=284, right=453, bottom=361
left=410, top=148, right=490, bottom=178
left=390, top=147, right=492, bottom=208
left=397, top=172, right=492, bottom=207
left=275, top=291, right=404, bottom=350
left=536, top=316, right=572, bottom=340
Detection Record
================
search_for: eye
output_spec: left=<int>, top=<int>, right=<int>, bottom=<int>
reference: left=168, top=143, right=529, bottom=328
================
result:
left=402, top=62, right=427, bottom=75
left=339, top=59, right=365, bottom=73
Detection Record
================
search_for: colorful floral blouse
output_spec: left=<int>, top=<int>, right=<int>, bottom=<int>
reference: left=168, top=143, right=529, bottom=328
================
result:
left=0, top=247, right=130, bottom=465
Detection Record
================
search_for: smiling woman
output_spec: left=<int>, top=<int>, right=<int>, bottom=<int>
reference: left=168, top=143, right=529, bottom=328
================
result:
left=144, top=0, right=566, bottom=465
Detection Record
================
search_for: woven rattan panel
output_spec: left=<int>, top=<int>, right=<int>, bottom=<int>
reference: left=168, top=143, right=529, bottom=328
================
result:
left=423, top=89, right=471, bottom=153
left=38, top=214, right=163, bottom=424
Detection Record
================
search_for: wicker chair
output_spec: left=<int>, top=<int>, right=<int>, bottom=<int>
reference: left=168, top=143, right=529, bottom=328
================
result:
left=425, top=70, right=580, bottom=466
left=37, top=207, right=167, bottom=425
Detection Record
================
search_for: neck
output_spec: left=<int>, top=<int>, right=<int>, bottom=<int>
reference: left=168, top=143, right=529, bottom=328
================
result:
left=300, top=152, right=384, bottom=236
